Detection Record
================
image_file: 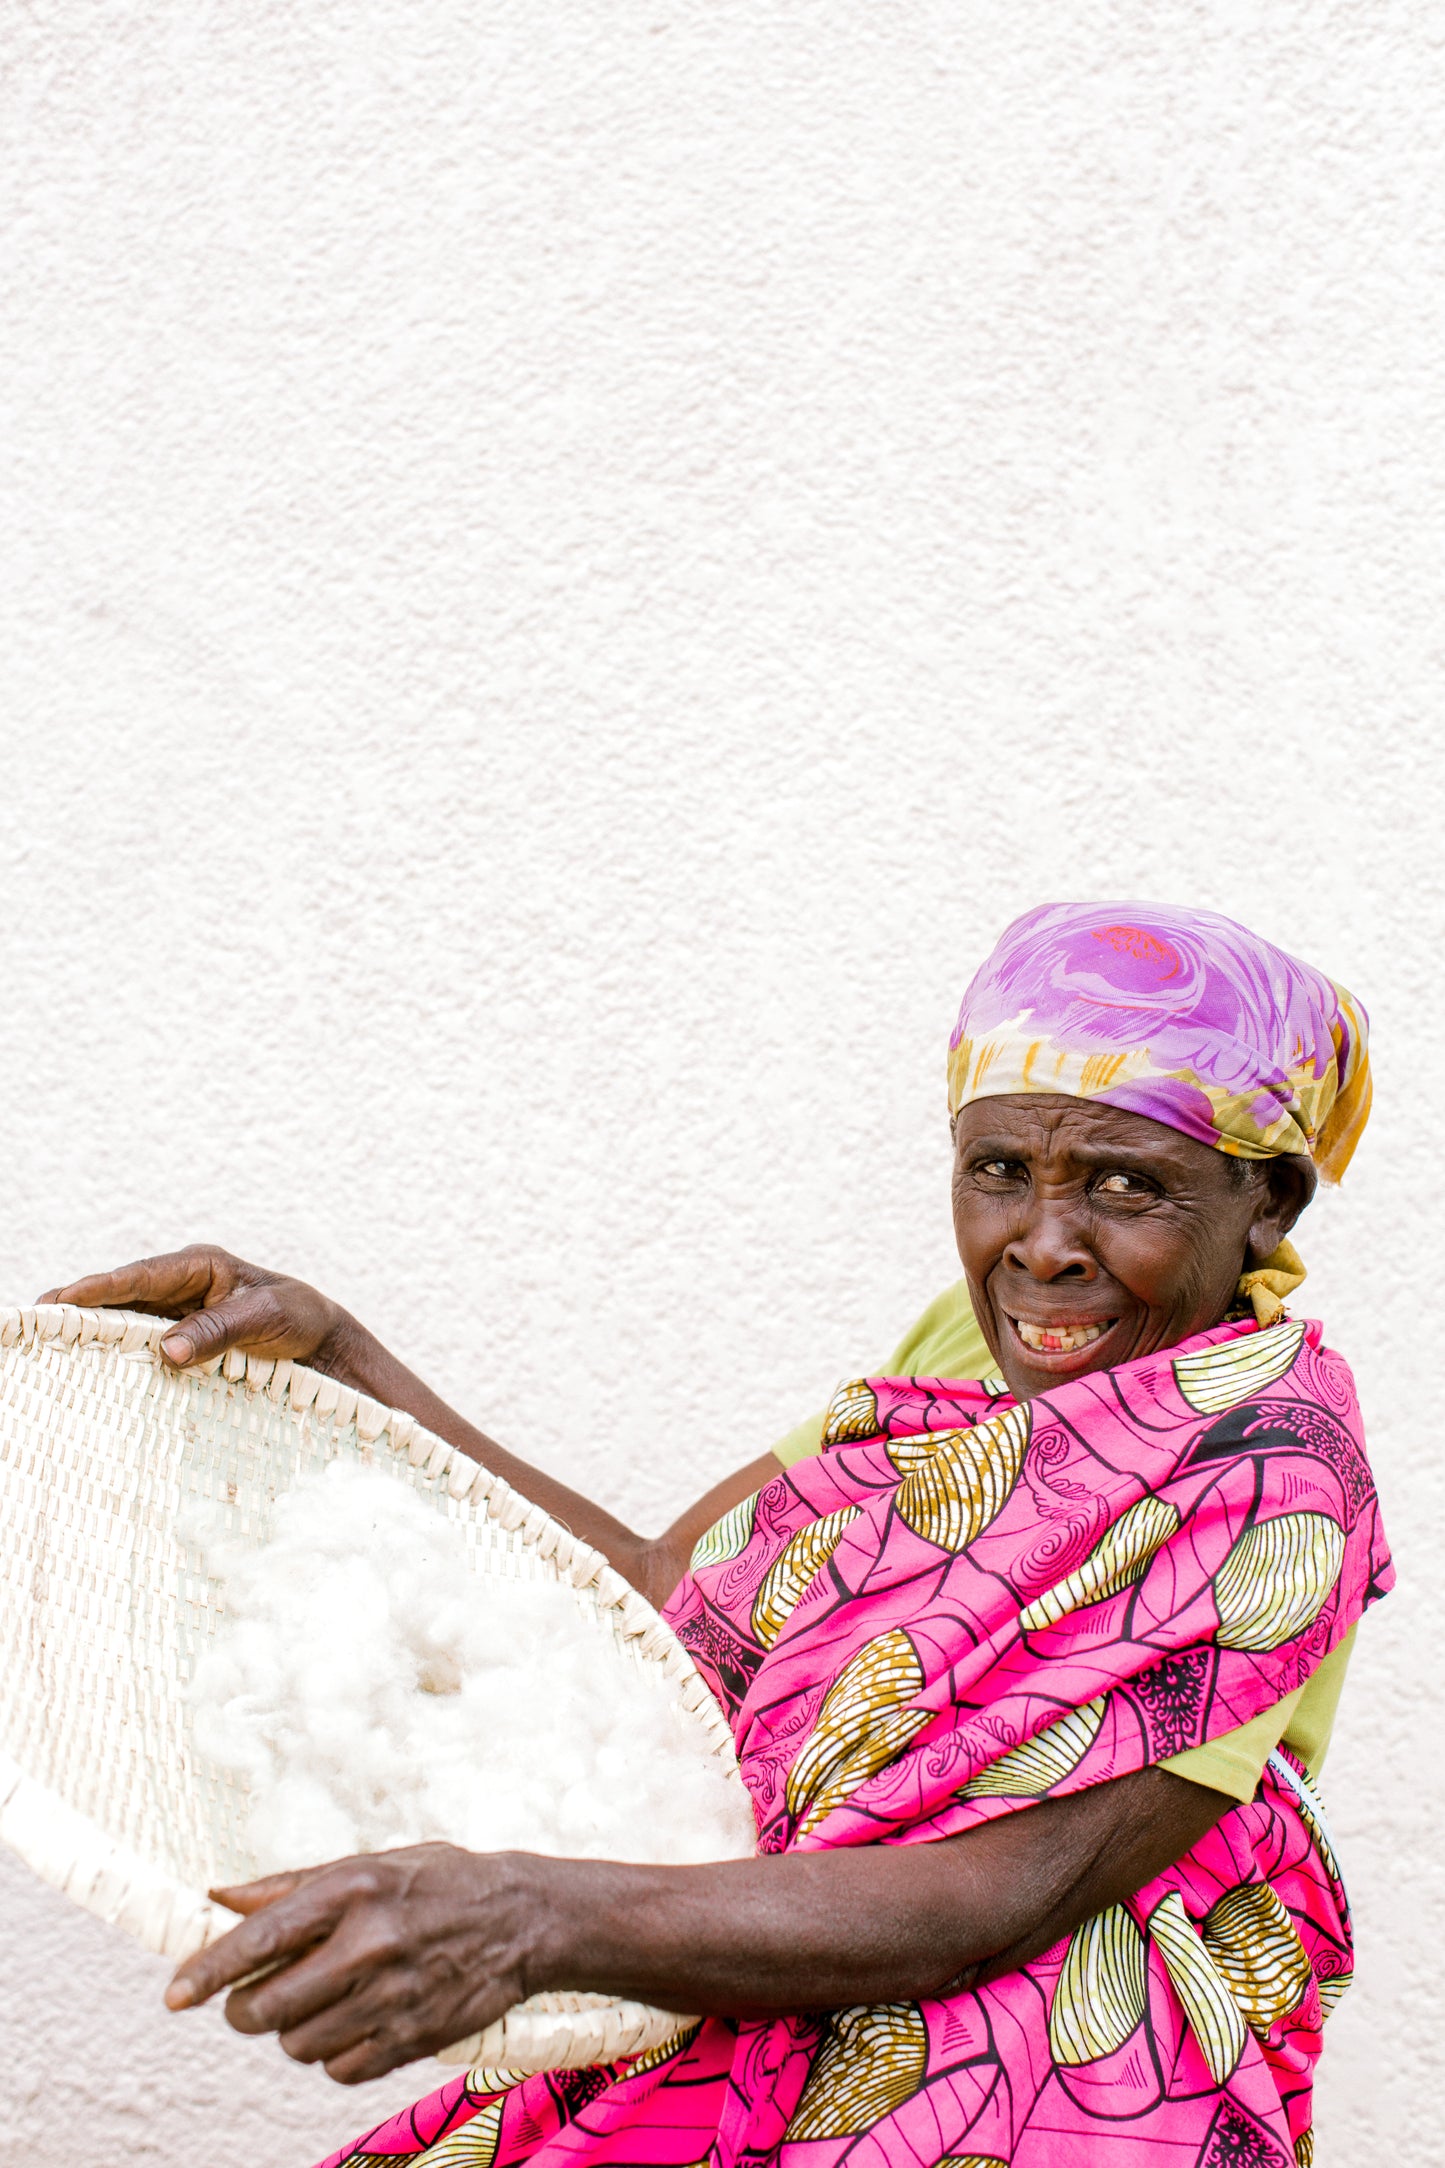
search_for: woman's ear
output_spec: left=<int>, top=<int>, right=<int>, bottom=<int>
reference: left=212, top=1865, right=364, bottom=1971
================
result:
left=1246, top=1158, right=1317, bottom=1264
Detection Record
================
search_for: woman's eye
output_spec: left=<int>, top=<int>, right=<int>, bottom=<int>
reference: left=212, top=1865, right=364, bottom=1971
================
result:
left=1096, top=1171, right=1146, bottom=1195
left=979, top=1159, right=1018, bottom=1178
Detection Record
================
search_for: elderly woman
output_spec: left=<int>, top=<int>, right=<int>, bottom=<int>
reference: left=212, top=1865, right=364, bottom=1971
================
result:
left=49, top=901, right=1389, bottom=2168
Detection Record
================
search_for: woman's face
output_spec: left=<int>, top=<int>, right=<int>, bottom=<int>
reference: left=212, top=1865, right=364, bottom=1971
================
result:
left=951, top=1093, right=1312, bottom=1402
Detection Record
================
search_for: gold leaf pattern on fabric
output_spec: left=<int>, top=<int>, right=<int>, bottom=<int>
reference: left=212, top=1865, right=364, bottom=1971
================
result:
left=961, top=1691, right=1109, bottom=1795
left=689, top=1491, right=759, bottom=1572
left=1018, top=1495, right=1180, bottom=1633
left=885, top=1432, right=941, bottom=1478
left=961, top=1695, right=1107, bottom=1798
left=462, top=2068, right=528, bottom=2095
left=938, top=2157, right=1010, bottom=2168
left=1172, top=1319, right=1307, bottom=1415
left=364, top=2098, right=505, bottom=2168
left=797, top=1706, right=932, bottom=1838
left=623, top=2022, right=703, bottom=2078
left=1213, top=1513, right=1345, bottom=1652
left=1294, top=2130, right=1315, bottom=2168
left=751, top=1507, right=861, bottom=1649
left=889, top=1405, right=1031, bottom=1554
left=821, top=1378, right=882, bottom=1446
left=1147, top=1889, right=1248, bottom=2084
left=785, top=2002, right=929, bottom=2139
left=1202, top=1882, right=1316, bottom=2035
left=785, top=1629, right=928, bottom=1836
left=1315, top=1969, right=1353, bottom=2020
left=1048, top=1905, right=1148, bottom=2065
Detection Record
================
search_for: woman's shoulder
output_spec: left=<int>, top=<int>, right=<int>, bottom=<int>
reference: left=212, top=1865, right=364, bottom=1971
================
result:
left=882, top=1278, right=994, bottom=1382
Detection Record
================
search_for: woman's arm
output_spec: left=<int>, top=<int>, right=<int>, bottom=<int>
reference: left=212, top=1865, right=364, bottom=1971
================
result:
left=167, top=1767, right=1230, bottom=2084
left=40, top=1246, right=772, bottom=1606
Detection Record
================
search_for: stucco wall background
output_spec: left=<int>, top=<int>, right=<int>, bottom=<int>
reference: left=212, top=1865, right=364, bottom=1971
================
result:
left=2, top=2, right=1442, bottom=2160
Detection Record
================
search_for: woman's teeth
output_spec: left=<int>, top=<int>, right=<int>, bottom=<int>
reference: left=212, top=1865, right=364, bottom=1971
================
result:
left=1012, top=1317, right=1111, bottom=1354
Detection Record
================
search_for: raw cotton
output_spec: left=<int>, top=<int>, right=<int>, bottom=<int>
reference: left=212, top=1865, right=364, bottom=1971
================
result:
left=188, top=1462, right=757, bottom=1876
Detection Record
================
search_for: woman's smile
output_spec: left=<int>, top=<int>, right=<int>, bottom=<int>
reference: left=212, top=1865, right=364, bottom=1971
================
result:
left=1006, top=1311, right=1119, bottom=1360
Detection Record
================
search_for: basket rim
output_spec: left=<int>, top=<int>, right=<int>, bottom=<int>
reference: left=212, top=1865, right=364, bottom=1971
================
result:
left=0, top=1299, right=743, bottom=2072
left=0, top=1300, right=737, bottom=1761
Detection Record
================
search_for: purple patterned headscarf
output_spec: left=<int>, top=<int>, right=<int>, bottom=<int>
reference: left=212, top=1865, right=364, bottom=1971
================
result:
left=948, top=902, right=1371, bottom=1179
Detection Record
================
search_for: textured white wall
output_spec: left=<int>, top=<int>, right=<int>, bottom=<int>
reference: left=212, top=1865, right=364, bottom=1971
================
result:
left=2, top=2, right=1442, bottom=2161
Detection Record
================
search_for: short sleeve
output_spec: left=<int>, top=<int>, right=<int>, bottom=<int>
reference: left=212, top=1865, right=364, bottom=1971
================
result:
left=881, top=1280, right=995, bottom=1380
left=1161, top=1625, right=1357, bottom=1798
left=1161, top=1689, right=1305, bottom=1801
left=771, top=1410, right=829, bottom=1467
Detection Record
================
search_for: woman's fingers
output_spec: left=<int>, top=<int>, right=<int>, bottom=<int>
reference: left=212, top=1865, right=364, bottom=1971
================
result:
left=314, top=2036, right=394, bottom=2087
left=166, top=1862, right=364, bottom=2009
left=225, top=1904, right=439, bottom=2045
left=274, top=1979, right=447, bottom=2074
left=210, top=1870, right=314, bottom=1916
left=264, top=1932, right=516, bottom=2080
left=37, top=1245, right=340, bottom=1368
left=172, top=1846, right=532, bottom=2082
left=222, top=1910, right=411, bottom=2045
left=225, top=1934, right=374, bottom=2038
left=155, top=1290, right=283, bottom=1365
left=38, top=1248, right=226, bottom=1314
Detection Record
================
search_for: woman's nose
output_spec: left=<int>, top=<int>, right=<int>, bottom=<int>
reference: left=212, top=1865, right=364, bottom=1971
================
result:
left=1002, top=1202, right=1096, bottom=1282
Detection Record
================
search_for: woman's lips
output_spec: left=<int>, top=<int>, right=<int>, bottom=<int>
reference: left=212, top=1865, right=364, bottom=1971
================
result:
left=1008, top=1313, right=1120, bottom=1359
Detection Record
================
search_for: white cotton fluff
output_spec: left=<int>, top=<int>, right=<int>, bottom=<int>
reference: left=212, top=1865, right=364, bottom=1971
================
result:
left=188, top=1462, right=757, bottom=1876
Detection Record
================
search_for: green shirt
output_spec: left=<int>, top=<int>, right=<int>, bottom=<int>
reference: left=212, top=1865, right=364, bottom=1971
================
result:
left=769, top=1278, right=1352, bottom=1800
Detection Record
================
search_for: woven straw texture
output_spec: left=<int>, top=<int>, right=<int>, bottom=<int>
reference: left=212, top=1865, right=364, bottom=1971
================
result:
left=0, top=1303, right=747, bottom=2073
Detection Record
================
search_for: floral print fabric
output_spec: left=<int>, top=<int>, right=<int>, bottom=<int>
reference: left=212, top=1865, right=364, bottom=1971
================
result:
left=945, top=902, right=1371, bottom=1178
left=321, top=1315, right=1389, bottom=2168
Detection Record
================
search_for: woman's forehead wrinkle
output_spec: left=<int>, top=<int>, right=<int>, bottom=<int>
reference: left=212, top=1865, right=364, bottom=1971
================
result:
left=958, top=1096, right=1193, bottom=1167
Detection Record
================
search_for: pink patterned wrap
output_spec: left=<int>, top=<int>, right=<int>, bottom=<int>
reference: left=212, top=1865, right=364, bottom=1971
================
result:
left=322, top=1312, right=1390, bottom=2168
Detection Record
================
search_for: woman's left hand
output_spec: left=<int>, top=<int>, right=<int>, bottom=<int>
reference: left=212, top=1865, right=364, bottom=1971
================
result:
left=167, top=1845, right=544, bottom=2084
left=168, top=1770, right=1231, bottom=2087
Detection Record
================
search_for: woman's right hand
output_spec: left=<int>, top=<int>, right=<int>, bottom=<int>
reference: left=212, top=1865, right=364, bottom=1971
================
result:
left=38, top=1245, right=354, bottom=1373
left=39, top=1246, right=773, bottom=1607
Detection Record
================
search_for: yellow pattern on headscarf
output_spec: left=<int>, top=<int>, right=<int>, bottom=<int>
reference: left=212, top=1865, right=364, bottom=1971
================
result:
left=1312, top=985, right=1372, bottom=1181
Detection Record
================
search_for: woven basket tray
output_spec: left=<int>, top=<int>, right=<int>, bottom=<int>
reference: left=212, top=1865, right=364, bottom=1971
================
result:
left=0, top=1302, right=748, bottom=2073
